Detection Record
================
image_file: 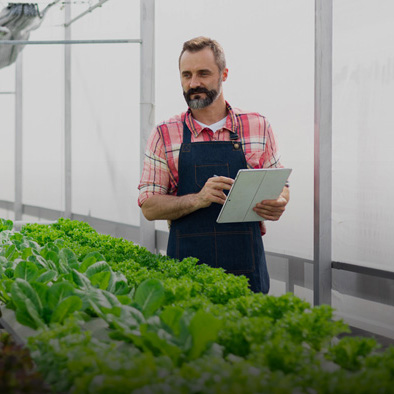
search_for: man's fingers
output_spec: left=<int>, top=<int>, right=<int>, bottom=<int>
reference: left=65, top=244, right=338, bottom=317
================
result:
left=257, top=199, right=287, bottom=208
left=211, top=196, right=227, bottom=205
left=209, top=189, right=227, bottom=204
left=253, top=203, right=286, bottom=221
left=255, top=204, right=286, bottom=213
left=197, top=179, right=230, bottom=207
left=254, top=207, right=284, bottom=218
left=208, top=176, right=234, bottom=190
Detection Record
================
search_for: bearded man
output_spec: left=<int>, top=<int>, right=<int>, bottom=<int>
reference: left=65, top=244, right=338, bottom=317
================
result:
left=138, top=36, right=289, bottom=293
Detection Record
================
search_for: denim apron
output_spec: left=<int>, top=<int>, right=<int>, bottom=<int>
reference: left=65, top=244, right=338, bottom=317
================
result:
left=166, top=121, right=269, bottom=293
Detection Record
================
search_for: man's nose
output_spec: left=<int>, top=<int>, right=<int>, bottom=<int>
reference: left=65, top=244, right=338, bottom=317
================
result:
left=189, top=75, right=201, bottom=89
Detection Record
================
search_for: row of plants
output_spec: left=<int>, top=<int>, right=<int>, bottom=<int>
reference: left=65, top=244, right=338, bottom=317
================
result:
left=20, top=218, right=251, bottom=305
left=0, top=217, right=393, bottom=393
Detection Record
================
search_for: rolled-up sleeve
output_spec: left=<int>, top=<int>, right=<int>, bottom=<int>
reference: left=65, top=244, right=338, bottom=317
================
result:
left=260, top=121, right=283, bottom=169
left=260, top=120, right=289, bottom=188
left=138, top=128, right=170, bottom=207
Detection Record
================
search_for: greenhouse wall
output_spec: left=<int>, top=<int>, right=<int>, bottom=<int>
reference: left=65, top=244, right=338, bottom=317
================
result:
left=0, top=0, right=393, bottom=339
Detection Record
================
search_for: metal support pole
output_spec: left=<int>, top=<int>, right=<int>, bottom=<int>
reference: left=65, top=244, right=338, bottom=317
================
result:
left=64, top=3, right=72, bottom=218
left=139, top=0, right=156, bottom=253
left=14, top=53, right=23, bottom=221
left=314, top=0, right=333, bottom=306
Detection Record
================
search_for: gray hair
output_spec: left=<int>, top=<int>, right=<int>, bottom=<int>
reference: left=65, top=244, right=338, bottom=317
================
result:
left=179, top=36, right=226, bottom=72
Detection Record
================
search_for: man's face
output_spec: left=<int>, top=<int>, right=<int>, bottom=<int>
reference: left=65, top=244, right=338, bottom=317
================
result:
left=179, top=47, right=226, bottom=109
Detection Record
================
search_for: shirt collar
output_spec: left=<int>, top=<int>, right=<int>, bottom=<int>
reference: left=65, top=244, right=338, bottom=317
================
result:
left=184, top=101, right=239, bottom=138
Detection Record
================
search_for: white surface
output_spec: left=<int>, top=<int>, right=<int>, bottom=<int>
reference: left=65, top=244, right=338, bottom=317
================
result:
left=155, top=0, right=314, bottom=259
left=217, top=168, right=292, bottom=223
left=332, top=0, right=394, bottom=268
left=268, top=279, right=287, bottom=297
left=332, top=290, right=394, bottom=340
left=0, top=0, right=394, bottom=271
left=0, top=0, right=314, bottom=258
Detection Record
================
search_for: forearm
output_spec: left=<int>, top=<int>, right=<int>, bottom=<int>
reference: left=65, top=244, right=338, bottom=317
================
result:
left=141, top=176, right=234, bottom=221
left=141, top=193, right=202, bottom=221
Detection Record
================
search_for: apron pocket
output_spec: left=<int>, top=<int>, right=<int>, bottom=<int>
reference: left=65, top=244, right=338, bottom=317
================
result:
left=195, top=164, right=230, bottom=189
left=176, top=232, right=216, bottom=266
left=215, top=229, right=255, bottom=274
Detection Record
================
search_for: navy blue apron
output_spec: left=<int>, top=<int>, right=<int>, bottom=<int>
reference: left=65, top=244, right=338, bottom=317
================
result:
left=166, top=120, right=269, bottom=293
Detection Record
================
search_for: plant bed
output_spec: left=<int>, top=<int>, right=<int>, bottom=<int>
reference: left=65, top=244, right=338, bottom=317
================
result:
left=0, top=217, right=393, bottom=393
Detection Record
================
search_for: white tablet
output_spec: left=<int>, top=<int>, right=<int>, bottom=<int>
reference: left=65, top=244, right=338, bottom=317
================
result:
left=216, top=168, right=292, bottom=223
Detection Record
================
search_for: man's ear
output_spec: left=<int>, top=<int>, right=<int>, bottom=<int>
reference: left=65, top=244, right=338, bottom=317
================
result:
left=222, top=68, right=229, bottom=82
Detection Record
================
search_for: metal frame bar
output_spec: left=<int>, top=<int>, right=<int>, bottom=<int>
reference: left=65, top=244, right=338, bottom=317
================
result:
left=0, top=200, right=14, bottom=211
left=14, top=54, right=23, bottom=221
left=332, top=261, right=394, bottom=281
left=64, top=0, right=109, bottom=27
left=314, top=0, right=333, bottom=306
left=0, top=39, right=141, bottom=45
left=64, top=2, right=72, bottom=219
left=139, top=0, right=156, bottom=253
left=3, top=197, right=394, bottom=284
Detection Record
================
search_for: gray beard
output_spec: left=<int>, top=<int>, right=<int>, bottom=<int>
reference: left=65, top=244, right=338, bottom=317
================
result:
left=188, top=94, right=216, bottom=109
left=184, top=80, right=222, bottom=109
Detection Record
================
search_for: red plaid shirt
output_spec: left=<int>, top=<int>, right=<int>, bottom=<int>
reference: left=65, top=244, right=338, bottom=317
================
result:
left=138, top=102, right=283, bottom=207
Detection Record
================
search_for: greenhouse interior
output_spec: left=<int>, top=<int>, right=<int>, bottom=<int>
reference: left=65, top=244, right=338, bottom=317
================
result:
left=1, top=0, right=394, bottom=392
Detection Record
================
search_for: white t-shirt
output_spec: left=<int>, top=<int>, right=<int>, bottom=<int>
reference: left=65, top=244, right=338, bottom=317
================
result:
left=195, top=117, right=227, bottom=133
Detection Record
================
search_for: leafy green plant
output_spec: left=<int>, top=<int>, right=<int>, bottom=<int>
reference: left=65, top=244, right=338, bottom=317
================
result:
left=0, top=237, right=131, bottom=329
left=327, top=336, right=379, bottom=371
left=0, top=218, right=13, bottom=232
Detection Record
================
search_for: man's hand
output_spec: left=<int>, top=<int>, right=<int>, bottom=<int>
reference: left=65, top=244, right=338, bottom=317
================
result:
left=141, top=176, right=234, bottom=221
left=253, top=186, right=290, bottom=221
left=196, top=176, right=234, bottom=208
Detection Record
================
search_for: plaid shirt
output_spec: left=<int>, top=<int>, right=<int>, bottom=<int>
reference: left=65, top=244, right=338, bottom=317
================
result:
left=138, top=102, right=283, bottom=207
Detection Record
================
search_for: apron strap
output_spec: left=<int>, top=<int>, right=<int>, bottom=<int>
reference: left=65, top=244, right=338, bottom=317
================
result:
left=183, top=121, right=191, bottom=143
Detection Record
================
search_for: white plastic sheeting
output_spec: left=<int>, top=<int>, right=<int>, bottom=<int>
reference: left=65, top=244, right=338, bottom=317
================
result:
left=154, top=0, right=315, bottom=260
left=332, top=0, right=394, bottom=270
left=68, top=1, right=140, bottom=225
left=0, top=0, right=141, bottom=225
left=21, top=42, right=64, bottom=212
left=0, top=64, right=14, bottom=204
left=0, top=0, right=393, bottom=271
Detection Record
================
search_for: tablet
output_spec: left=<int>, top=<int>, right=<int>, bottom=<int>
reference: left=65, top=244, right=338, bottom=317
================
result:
left=216, top=168, right=292, bottom=223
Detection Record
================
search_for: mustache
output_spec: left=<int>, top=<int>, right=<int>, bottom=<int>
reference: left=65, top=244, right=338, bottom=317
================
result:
left=186, top=87, right=211, bottom=96
left=184, top=87, right=217, bottom=104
